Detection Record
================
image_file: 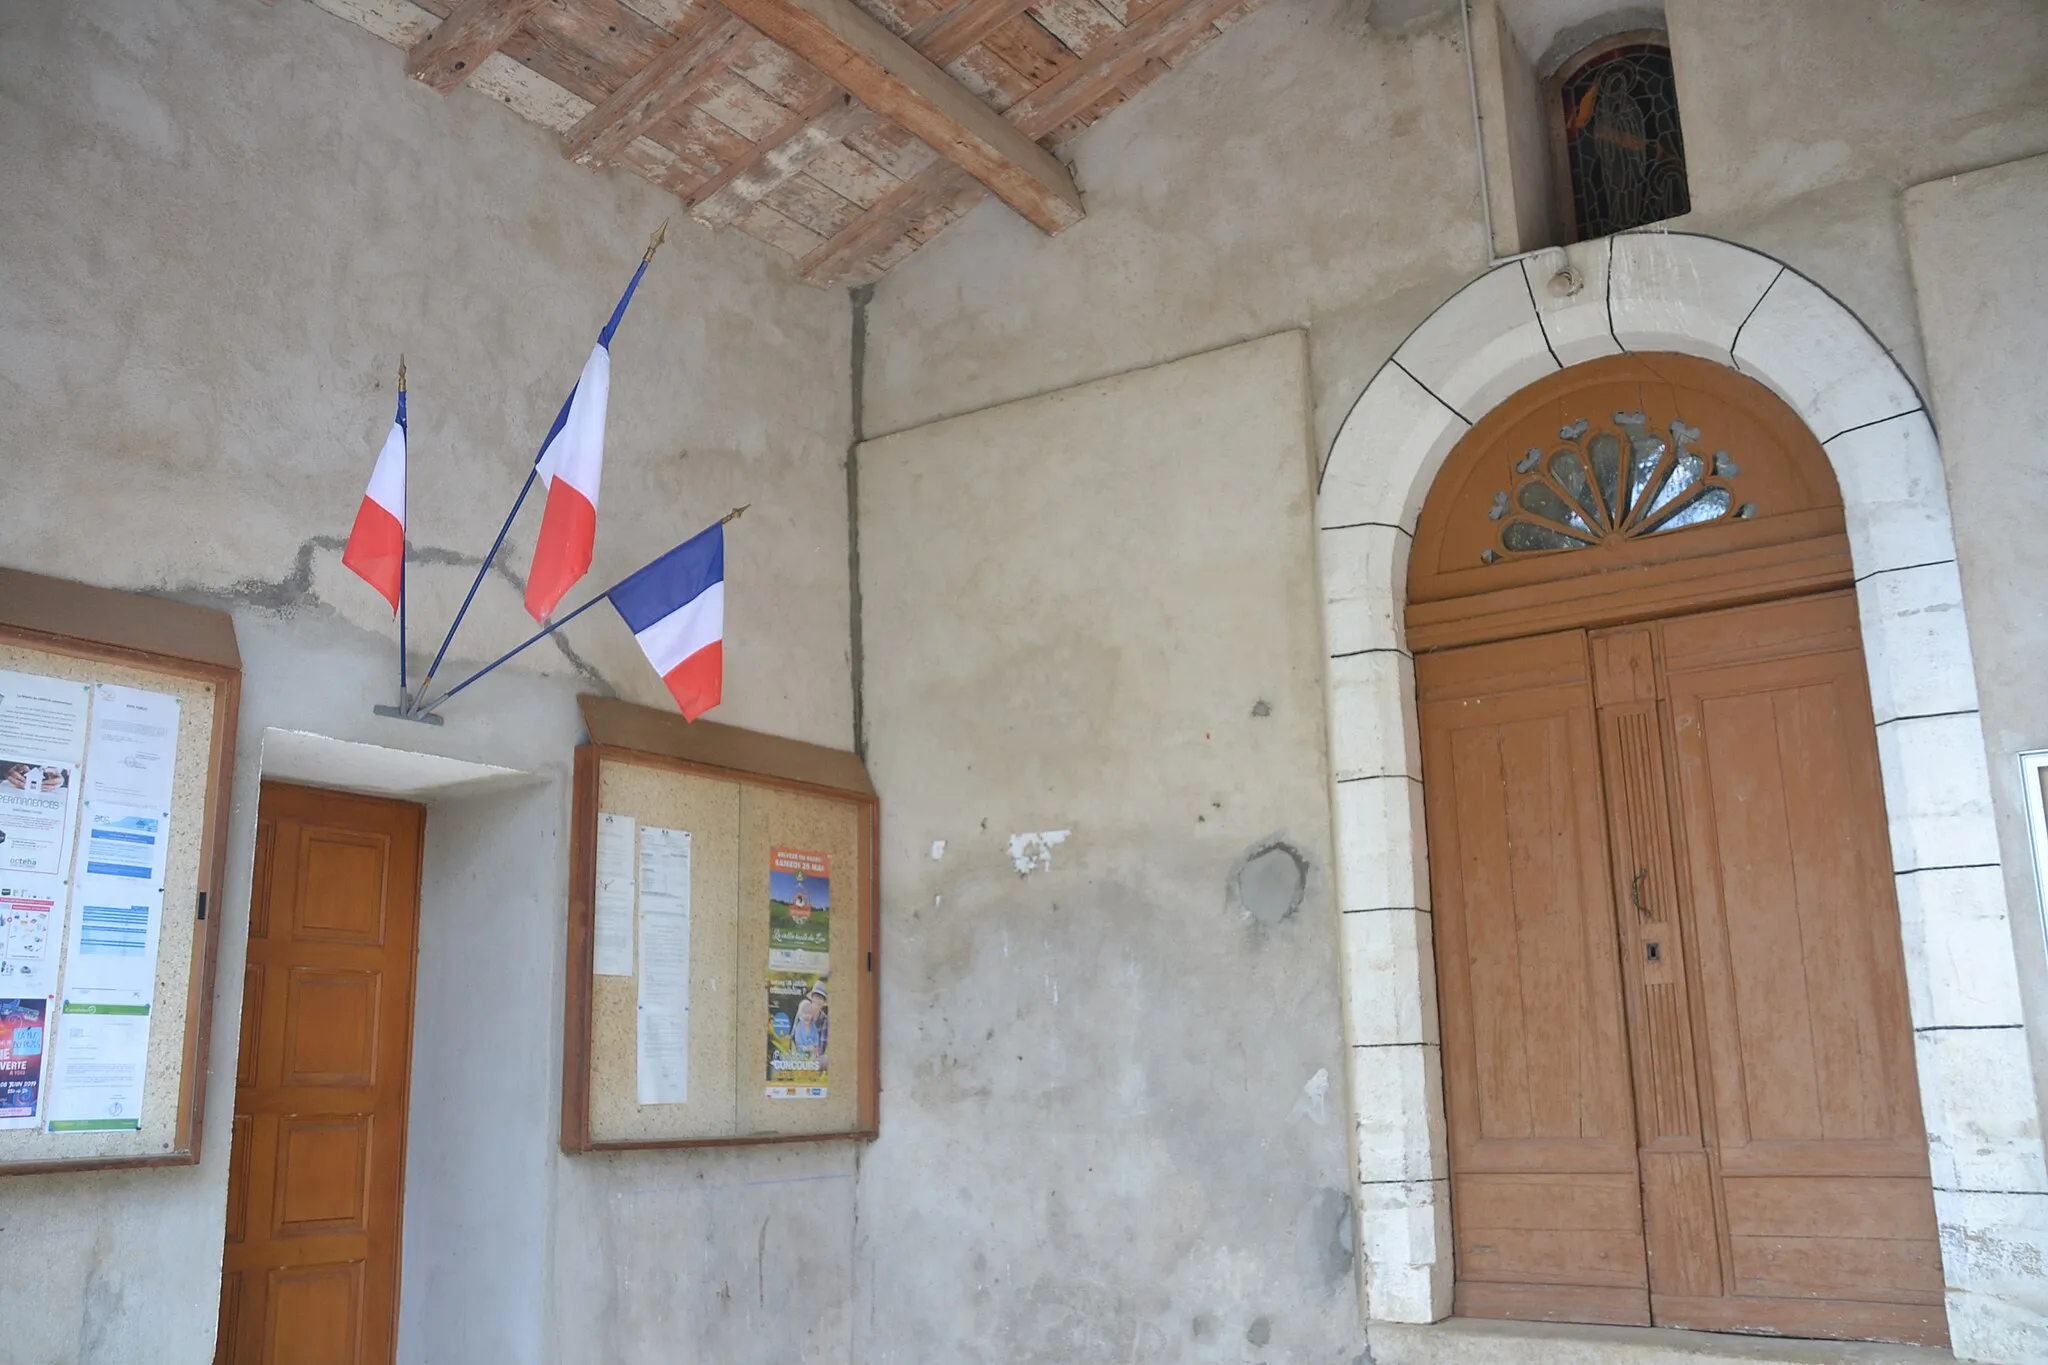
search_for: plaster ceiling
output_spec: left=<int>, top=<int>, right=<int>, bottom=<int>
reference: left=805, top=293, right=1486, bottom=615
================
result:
left=297, top=0, right=1266, bottom=286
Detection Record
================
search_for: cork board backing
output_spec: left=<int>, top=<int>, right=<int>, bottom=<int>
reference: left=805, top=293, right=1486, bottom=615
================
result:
left=0, top=638, right=233, bottom=1171
left=565, top=731, right=878, bottom=1151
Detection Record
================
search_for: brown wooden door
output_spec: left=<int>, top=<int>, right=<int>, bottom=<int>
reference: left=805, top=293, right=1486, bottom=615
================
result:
left=1420, top=594, right=1944, bottom=1346
left=217, top=783, right=424, bottom=1365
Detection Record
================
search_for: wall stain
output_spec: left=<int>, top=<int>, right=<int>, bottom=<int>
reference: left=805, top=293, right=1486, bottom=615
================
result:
left=172, top=534, right=616, bottom=695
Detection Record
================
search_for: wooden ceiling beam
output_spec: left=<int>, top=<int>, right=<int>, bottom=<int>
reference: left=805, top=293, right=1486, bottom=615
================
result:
left=407, top=0, right=551, bottom=93
left=715, top=0, right=1084, bottom=234
left=800, top=0, right=1248, bottom=281
left=561, top=6, right=757, bottom=166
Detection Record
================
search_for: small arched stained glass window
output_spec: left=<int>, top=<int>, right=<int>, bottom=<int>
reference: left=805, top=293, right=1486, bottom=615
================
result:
left=1556, top=39, right=1690, bottom=240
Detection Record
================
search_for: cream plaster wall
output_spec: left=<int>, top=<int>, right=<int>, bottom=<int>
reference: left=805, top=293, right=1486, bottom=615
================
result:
left=1905, top=149, right=2048, bottom=1282
left=854, top=332, right=1361, bottom=1364
left=0, top=2, right=853, bottom=1362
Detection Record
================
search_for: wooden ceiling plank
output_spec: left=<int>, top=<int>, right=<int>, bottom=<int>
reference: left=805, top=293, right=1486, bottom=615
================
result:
left=763, top=172, right=868, bottom=237
left=801, top=140, right=902, bottom=209
left=798, top=160, right=977, bottom=282
left=844, top=116, right=940, bottom=179
left=727, top=30, right=841, bottom=107
left=942, top=50, right=1031, bottom=111
left=616, top=134, right=719, bottom=193
left=1026, top=0, right=1121, bottom=57
left=562, top=8, right=756, bottom=167
left=615, top=0, right=712, bottom=35
left=734, top=199, right=829, bottom=256
left=407, top=0, right=550, bottom=92
left=690, top=93, right=872, bottom=223
left=715, top=0, right=1083, bottom=233
left=1007, top=0, right=1247, bottom=136
left=969, top=11, right=1077, bottom=86
left=907, top=0, right=1038, bottom=65
left=695, top=66, right=810, bottom=138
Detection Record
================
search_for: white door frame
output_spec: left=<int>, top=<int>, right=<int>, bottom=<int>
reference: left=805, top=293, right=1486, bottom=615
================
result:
left=1317, top=231, right=2048, bottom=1363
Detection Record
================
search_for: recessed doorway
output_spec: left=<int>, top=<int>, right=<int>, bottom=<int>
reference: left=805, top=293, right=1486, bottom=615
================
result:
left=1408, top=355, right=1946, bottom=1347
left=215, top=782, right=425, bottom=1365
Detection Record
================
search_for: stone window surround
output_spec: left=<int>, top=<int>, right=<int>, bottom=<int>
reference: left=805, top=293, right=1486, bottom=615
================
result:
left=1317, top=232, right=2048, bottom=1363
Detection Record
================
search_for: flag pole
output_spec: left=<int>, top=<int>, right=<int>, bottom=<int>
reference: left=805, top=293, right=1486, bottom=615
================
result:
left=412, top=504, right=745, bottom=718
left=397, top=356, right=409, bottom=709
left=407, top=221, right=669, bottom=715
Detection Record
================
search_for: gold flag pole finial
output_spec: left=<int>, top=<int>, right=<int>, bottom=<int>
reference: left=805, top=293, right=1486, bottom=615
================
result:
left=645, top=219, right=670, bottom=263
left=720, top=504, right=750, bottom=525
left=397, top=354, right=407, bottom=393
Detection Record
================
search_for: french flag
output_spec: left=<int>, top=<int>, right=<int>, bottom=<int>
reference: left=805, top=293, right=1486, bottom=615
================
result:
left=608, top=521, right=724, bottom=721
left=525, top=342, right=610, bottom=621
left=342, top=385, right=406, bottom=612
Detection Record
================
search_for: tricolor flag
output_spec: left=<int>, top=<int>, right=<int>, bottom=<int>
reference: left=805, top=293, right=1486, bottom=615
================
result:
left=608, top=521, right=724, bottom=721
left=524, top=227, right=665, bottom=622
left=342, top=378, right=406, bottom=613
left=525, top=343, right=610, bottom=621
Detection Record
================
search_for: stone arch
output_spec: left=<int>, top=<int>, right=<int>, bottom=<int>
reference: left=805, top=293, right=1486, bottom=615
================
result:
left=1318, top=231, right=2041, bottom=1360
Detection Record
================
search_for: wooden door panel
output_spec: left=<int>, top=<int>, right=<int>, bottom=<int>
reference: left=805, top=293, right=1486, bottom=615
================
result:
left=1419, top=631, right=1649, bottom=1321
left=1589, top=627, right=1723, bottom=1301
left=1657, top=594, right=1943, bottom=1342
left=1664, top=603, right=1924, bottom=1161
left=281, top=970, right=383, bottom=1087
left=264, top=1262, right=364, bottom=1365
left=1454, top=1172, right=1648, bottom=1286
left=220, top=784, right=422, bottom=1365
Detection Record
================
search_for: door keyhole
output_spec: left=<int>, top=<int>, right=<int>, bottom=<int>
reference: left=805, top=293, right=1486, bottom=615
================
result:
left=1646, top=941, right=1662, bottom=963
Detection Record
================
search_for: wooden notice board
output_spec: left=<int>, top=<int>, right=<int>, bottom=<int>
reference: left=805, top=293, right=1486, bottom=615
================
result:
left=562, top=697, right=878, bottom=1151
left=0, top=568, right=240, bottom=1174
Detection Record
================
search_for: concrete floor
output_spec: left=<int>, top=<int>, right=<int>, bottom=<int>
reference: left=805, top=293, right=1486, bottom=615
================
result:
left=1371, top=1318, right=1957, bottom=1365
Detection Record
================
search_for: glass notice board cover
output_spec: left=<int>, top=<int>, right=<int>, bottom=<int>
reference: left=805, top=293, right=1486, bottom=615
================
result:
left=0, top=568, right=239, bottom=1175
left=562, top=697, right=878, bottom=1151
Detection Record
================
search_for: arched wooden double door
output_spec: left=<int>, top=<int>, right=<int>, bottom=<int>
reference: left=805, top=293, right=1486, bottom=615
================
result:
left=1410, top=355, right=1945, bottom=1346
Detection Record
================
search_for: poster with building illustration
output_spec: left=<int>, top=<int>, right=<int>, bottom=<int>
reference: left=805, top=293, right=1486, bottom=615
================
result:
left=765, top=847, right=829, bottom=1098
left=0, top=997, right=48, bottom=1125
left=767, top=847, right=830, bottom=972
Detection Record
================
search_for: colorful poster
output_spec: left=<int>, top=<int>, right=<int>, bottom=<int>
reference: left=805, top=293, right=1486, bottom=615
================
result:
left=767, top=847, right=831, bottom=973
left=0, top=883, right=65, bottom=997
left=0, top=758, right=78, bottom=878
left=0, top=997, right=49, bottom=1128
left=765, top=972, right=828, bottom=1099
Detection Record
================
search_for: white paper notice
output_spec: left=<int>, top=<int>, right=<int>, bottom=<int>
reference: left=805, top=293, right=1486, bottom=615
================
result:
left=594, top=813, right=636, bottom=977
left=0, top=671, right=89, bottom=762
left=83, top=686, right=179, bottom=810
left=635, top=826, right=692, bottom=1106
left=66, top=686, right=178, bottom=1007
left=45, top=1001, right=151, bottom=1132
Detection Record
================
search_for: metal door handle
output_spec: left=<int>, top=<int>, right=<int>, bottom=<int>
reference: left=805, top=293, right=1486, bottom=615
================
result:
left=1631, top=869, right=1652, bottom=919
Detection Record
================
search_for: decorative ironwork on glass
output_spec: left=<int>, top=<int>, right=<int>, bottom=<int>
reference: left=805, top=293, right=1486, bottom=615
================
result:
left=1559, top=41, right=1690, bottom=240
left=1482, top=412, right=1753, bottom=564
